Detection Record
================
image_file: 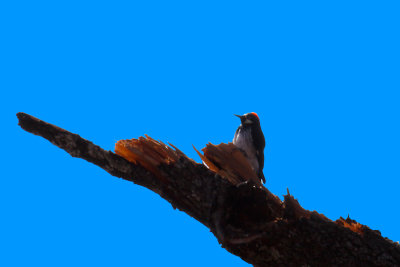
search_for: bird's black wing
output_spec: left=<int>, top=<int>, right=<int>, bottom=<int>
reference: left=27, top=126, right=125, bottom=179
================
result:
left=257, top=149, right=265, bottom=183
left=254, top=125, right=266, bottom=183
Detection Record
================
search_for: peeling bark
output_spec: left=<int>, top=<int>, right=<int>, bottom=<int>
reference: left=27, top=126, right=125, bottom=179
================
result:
left=17, top=112, right=400, bottom=266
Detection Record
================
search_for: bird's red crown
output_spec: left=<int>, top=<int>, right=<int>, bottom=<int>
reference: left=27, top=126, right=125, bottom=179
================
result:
left=250, top=112, right=259, bottom=119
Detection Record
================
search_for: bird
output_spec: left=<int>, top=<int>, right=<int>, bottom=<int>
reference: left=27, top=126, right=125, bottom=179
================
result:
left=233, top=112, right=266, bottom=183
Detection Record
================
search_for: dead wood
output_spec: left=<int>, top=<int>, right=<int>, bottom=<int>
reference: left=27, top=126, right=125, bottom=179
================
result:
left=17, top=112, right=400, bottom=266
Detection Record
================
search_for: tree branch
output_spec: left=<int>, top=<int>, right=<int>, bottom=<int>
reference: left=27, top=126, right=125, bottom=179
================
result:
left=17, top=112, right=400, bottom=266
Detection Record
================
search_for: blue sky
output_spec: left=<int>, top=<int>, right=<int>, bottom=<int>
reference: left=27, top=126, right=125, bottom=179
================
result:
left=1, top=1, right=400, bottom=266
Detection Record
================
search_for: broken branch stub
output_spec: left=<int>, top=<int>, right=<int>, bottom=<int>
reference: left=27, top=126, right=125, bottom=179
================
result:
left=116, top=136, right=261, bottom=186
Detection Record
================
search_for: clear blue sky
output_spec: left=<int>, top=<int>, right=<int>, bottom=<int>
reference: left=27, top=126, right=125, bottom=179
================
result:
left=1, top=1, right=399, bottom=266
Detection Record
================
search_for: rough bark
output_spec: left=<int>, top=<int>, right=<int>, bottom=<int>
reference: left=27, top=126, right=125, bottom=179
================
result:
left=17, top=112, right=400, bottom=266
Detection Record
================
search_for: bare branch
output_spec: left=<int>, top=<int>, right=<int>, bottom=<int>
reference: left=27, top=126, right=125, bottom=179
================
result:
left=17, top=112, right=400, bottom=266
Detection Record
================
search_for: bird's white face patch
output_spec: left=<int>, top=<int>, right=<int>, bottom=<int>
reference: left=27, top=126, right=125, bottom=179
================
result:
left=244, top=118, right=253, bottom=124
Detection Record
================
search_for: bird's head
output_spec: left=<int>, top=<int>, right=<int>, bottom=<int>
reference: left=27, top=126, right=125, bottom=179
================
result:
left=234, top=112, right=260, bottom=125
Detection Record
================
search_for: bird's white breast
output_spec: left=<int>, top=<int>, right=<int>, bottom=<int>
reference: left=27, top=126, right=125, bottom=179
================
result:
left=233, top=128, right=259, bottom=173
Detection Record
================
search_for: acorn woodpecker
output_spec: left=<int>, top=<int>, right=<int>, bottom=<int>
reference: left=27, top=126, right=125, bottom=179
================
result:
left=233, top=112, right=266, bottom=183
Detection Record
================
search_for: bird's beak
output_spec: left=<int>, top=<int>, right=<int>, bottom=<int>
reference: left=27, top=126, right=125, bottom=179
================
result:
left=234, top=114, right=243, bottom=119
left=235, top=114, right=245, bottom=123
